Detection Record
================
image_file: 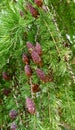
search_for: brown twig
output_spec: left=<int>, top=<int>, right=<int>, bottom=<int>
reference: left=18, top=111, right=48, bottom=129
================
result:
left=29, top=77, right=35, bottom=99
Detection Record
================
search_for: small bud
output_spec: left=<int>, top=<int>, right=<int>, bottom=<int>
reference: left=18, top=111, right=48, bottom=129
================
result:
left=26, top=98, right=36, bottom=114
left=2, top=72, right=11, bottom=81
left=35, top=42, right=42, bottom=56
left=10, top=123, right=17, bottom=130
left=24, top=65, right=32, bottom=77
left=9, top=110, right=18, bottom=119
left=31, top=50, right=42, bottom=64
left=22, top=53, right=29, bottom=64
left=45, top=75, right=53, bottom=82
left=34, top=0, right=43, bottom=7
left=26, top=42, right=34, bottom=53
left=27, top=3, right=39, bottom=18
left=32, top=84, right=41, bottom=93
left=3, top=88, right=11, bottom=96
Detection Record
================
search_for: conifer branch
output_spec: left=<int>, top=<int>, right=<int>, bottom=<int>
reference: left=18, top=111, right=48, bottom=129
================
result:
left=12, top=75, right=24, bottom=126
left=12, top=88, right=23, bottom=125
left=50, top=4, right=64, bottom=43
left=0, top=0, right=75, bottom=129
left=66, top=62, right=75, bottom=84
left=43, top=19, right=61, bottom=55
left=49, top=4, right=75, bottom=84
left=64, top=87, right=75, bottom=121
left=35, top=25, right=40, bottom=43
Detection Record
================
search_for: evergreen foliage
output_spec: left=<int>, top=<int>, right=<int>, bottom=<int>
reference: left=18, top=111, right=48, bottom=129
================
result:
left=0, top=0, right=75, bottom=130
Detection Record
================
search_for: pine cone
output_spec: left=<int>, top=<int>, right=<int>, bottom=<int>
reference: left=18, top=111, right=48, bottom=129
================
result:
left=36, top=68, right=47, bottom=82
left=10, top=123, right=17, bottom=130
left=36, top=68, right=53, bottom=82
left=3, top=88, right=11, bottom=96
left=22, top=53, right=29, bottom=64
left=32, top=84, right=41, bottom=93
left=34, top=0, right=43, bottom=7
left=31, top=50, right=42, bottom=64
left=9, top=110, right=18, bottom=119
left=35, top=42, right=42, bottom=56
left=24, top=65, right=32, bottom=77
left=2, top=72, right=11, bottom=81
left=27, top=3, right=39, bottom=18
left=26, top=98, right=36, bottom=114
left=26, top=42, right=34, bottom=53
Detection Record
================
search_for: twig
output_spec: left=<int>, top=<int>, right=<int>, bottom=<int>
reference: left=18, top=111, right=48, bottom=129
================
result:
left=29, top=77, right=35, bottom=99
left=13, top=87, right=23, bottom=125
left=66, top=62, right=75, bottom=84
left=35, top=25, right=40, bottom=43
left=12, top=75, right=24, bottom=125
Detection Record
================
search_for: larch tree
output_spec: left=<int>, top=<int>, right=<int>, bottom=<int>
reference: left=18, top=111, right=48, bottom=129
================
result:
left=0, top=0, right=75, bottom=130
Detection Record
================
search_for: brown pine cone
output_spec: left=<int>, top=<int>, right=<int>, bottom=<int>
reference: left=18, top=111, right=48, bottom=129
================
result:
left=34, top=0, right=43, bottom=7
left=2, top=72, right=11, bottom=81
left=31, top=84, right=41, bottom=93
left=22, top=53, right=29, bottom=64
left=3, top=88, right=11, bottom=96
left=27, top=3, right=39, bottom=18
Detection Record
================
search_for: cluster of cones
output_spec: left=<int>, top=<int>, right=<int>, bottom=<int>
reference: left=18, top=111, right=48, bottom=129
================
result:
left=26, top=0, right=43, bottom=18
left=23, top=42, right=53, bottom=84
left=23, top=41, right=53, bottom=114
